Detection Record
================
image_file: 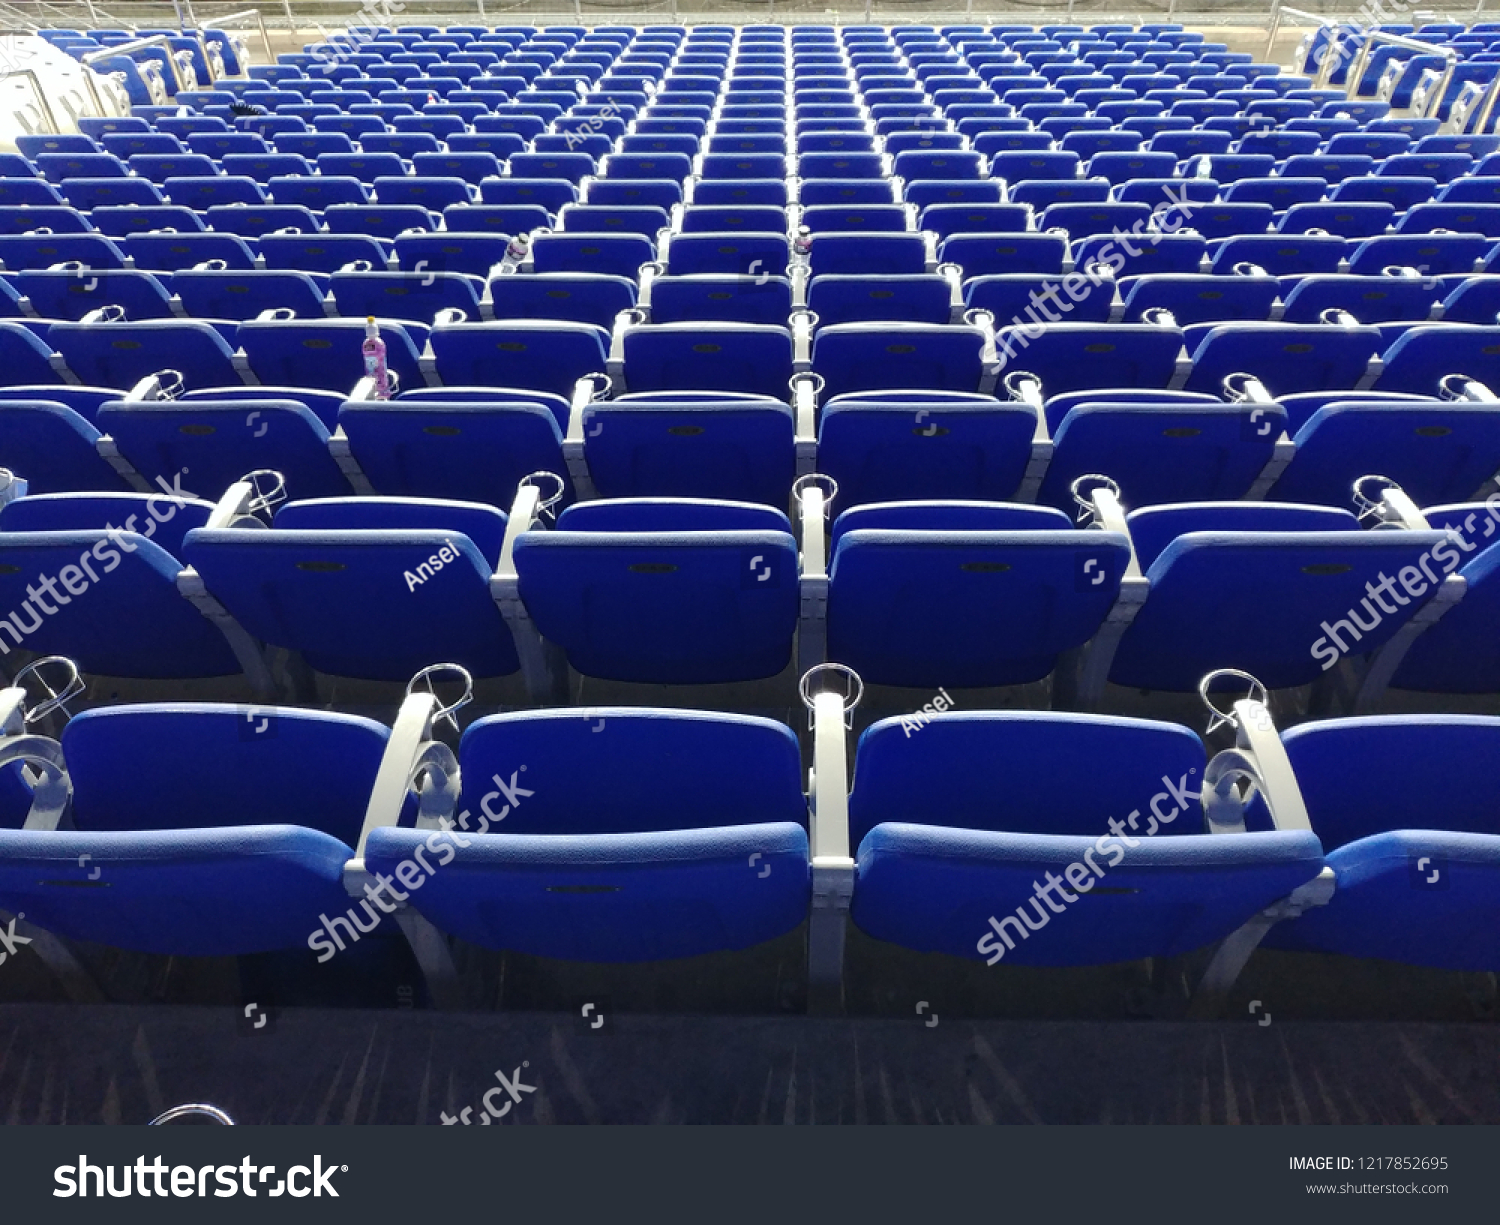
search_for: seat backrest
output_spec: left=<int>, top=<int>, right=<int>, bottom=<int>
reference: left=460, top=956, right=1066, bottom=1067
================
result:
left=62, top=705, right=388, bottom=843
left=848, top=711, right=1206, bottom=846
left=456, top=709, right=806, bottom=834
left=511, top=508, right=799, bottom=682
left=1278, top=717, right=1500, bottom=846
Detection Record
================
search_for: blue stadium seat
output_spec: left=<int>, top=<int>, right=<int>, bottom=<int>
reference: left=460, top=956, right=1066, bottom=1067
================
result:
left=826, top=501, right=1129, bottom=686
left=1279, top=273, right=1443, bottom=324
left=849, top=711, right=1324, bottom=964
left=258, top=232, right=389, bottom=274
left=237, top=318, right=425, bottom=393
left=1261, top=717, right=1500, bottom=969
left=1101, top=503, right=1447, bottom=691
left=1375, top=324, right=1500, bottom=394
left=97, top=397, right=353, bottom=501
left=0, top=399, right=133, bottom=493
left=511, top=497, right=797, bottom=682
left=330, top=270, right=485, bottom=325
left=578, top=391, right=793, bottom=506
left=996, top=322, right=1184, bottom=395
left=0, top=704, right=396, bottom=952
left=339, top=391, right=570, bottom=506
left=817, top=391, right=1037, bottom=505
left=15, top=269, right=175, bottom=321
left=50, top=319, right=242, bottom=391
left=0, top=522, right=242, bottom=677
left=621, top=322, right=792, bottom=398
left=423, top=293, right=606, bottom=377
left=170, top=269, right=328, bottom=320
left=1119, top=272, right=1279, bottom=324
left=184, top=496, right=521, bottom=680
left=365, top=708, right=810, bottom=961
left=1183, top=323, right=1380, bottom=395
left=1039, top=398, right=1288, bottom=509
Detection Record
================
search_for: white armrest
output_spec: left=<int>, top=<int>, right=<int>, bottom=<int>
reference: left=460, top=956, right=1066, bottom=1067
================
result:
left=562, top=373, right=605, bottom=499
left=606, top=308, right=636, bottom=386
left=807, top=688, right=854, bottom=993
left=796, top=478, right=830, bottom=676
left=491, top=482, right=560, bottom=702
left=1014, top=405, right=1053, bottom=504
left=343, top=691, right=459, bottom=895
left=327, top=427, right=375, bottom=495
left=790, top=308, right=814, bottom=373
left=791, top=371, right=820, bottom=477
left=635, top=260, right=662, bottom=320
left=938, top=260, right=964, bottom=323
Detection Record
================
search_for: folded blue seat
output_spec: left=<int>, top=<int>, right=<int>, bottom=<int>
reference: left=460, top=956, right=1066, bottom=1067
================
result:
left=1346, top=234, right=1490, bottom=276
left=996, top=322, right=1184, bottom=395
left=330, top=270, right=485, bottom=325
left=365, top=708, right=810, bottom=961
left=1183, top=322, right=1380, bottom=395
left=97, top=397, right=353, bottom=501
left=183, top=496, right=520, bottom=681
left=340, top=392, right=570, bottom=507
left=1268, top=400, right=1500, bottom=506
left=1261, top=716, right=1500, bottom=969
left=532, top=231, right=655, bottom=279
left=0, top=205, right=94, bottom=236
left=1118, top=272, right=1279, bottom=324
left=268, top=173, right=369, bottom=209
left=124, top=231, right=257, bottom=272
left=14, top=269, right=174, bottom=321
left=429, top=320, right=609, bottom=395
left=1103, top=503, right=1448, bottom=691
left=237, top=318, right=425, bottom=394
left=817, top=391, right=1036, bottom=505
left=1040, top=399, right=1288, bottom=509
left=0, top=522, right=242, bottom=677
left=1208, top=234, right=1344, bottom=276
left=258, top=232, right=389, bottom=274
left=512, top=498, right=799, bottom=682
left=49, top=320, right=242, bottom=391
left=0, top=703, right=399, bottom=954
left=578, top=393, right=794, bottom=506
left=812, top=321, right=993, bottom=398
left=850, top=711, right=1324, bottom=964
left=324, top=203, right=439, bottom=238
left=170, top=269, right=328, bottom=320
left=939, top=233, right=1068, bottom=276
left=1278, top=273, right=1443, bottom=324
left=826, top=501, right=1130, bottom=686
left=1376, top=324, right=1500, bottom=393
left=0, top=399, right=131, bottom=492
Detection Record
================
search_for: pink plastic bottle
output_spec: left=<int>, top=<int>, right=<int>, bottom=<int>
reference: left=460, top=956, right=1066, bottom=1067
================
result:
left=362, top=316, right=390, bottom=400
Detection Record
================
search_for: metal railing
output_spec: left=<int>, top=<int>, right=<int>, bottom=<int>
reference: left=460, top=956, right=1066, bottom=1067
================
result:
left=215, top=6, right=273, bottom=62
left=0, top=64, right=59, bottom=130
left=82, top=32, right=189, bottom=92
left=1263, top=1, right=1329, bottom=64
left=1336, top=27, right=1458, bottom=100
